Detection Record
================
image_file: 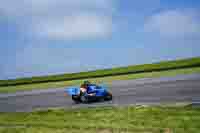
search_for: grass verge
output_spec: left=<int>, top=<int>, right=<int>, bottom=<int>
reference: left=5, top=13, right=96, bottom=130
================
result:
left=1, top=57, right=200, bottom=87
left=0, top=67, right=200, bottom=93
left=0, top=106, right=200, bottom=133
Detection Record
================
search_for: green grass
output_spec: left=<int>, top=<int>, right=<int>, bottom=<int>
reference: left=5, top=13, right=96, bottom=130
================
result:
left=1, top=57, right=200, bottom=87
left=0, top=106, right=200, bottom=133
left=0, top=66, right=200, bottom=93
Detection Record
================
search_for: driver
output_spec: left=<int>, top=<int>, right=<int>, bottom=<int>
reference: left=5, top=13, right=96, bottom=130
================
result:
left=80, top=81, right=90, bottom=93
left=80, top=81, right=95, bottom=96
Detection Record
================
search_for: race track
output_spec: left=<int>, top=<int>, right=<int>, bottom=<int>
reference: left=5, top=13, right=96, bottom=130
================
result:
left=0, top=74, right=200, bottom=112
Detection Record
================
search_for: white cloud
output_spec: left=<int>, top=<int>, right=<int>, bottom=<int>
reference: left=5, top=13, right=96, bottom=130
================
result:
left=144, top=9, right=200, bottom=38
left=0, top=0, right=113, bottom=40
left=33, top=14, right=112, bottom=40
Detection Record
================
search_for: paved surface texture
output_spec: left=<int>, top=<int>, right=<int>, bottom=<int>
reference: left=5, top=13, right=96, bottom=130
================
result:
left=0, top=74, right=200, bottom=112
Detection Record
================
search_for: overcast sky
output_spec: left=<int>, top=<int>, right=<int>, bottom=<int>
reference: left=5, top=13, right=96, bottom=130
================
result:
left=0, top=0, right=200, bottom=80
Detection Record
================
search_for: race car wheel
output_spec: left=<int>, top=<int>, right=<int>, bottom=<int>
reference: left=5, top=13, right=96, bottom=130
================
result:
left=105, top=92, right=112, bottom=101
left=72, top=95, right=80, bottom=104
left=80, top=95, right=88, bottom=103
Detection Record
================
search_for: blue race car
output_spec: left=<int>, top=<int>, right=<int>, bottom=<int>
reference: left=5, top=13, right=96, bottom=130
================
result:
left=64, top=82, right=112, bottom=103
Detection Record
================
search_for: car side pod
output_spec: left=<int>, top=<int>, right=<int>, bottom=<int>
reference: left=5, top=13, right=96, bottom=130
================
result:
left=66, top=87, right=80, bottom=96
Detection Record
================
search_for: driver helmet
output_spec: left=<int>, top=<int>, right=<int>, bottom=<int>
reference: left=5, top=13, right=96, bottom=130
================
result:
left=83, top=81, right=91, bottom=85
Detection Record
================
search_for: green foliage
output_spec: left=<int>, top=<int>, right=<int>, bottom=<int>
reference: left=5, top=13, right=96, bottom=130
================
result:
left=0, top=57, right=200, bottom=87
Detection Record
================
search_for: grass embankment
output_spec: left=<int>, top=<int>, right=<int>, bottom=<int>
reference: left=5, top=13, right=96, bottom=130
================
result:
left=0, top=67, right=200, bottom=93
left=1, top=57, right=200, bottom=87
left=1, top=58, right=200, bottom=93
left=0, top=106, right=200, bottom=133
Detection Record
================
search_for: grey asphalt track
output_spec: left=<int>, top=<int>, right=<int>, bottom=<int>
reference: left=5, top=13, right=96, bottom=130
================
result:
left=0, top=74, right=200, bottom=112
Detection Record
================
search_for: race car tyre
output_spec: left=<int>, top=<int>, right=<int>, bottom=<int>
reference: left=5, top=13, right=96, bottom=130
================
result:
left=73, top=100, right=80, bottom=104
left=105, top=92, right=112, bottom=101
left=72, top=95, right=80, bottom=104
left=80, top=95, right=88, bottom=103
